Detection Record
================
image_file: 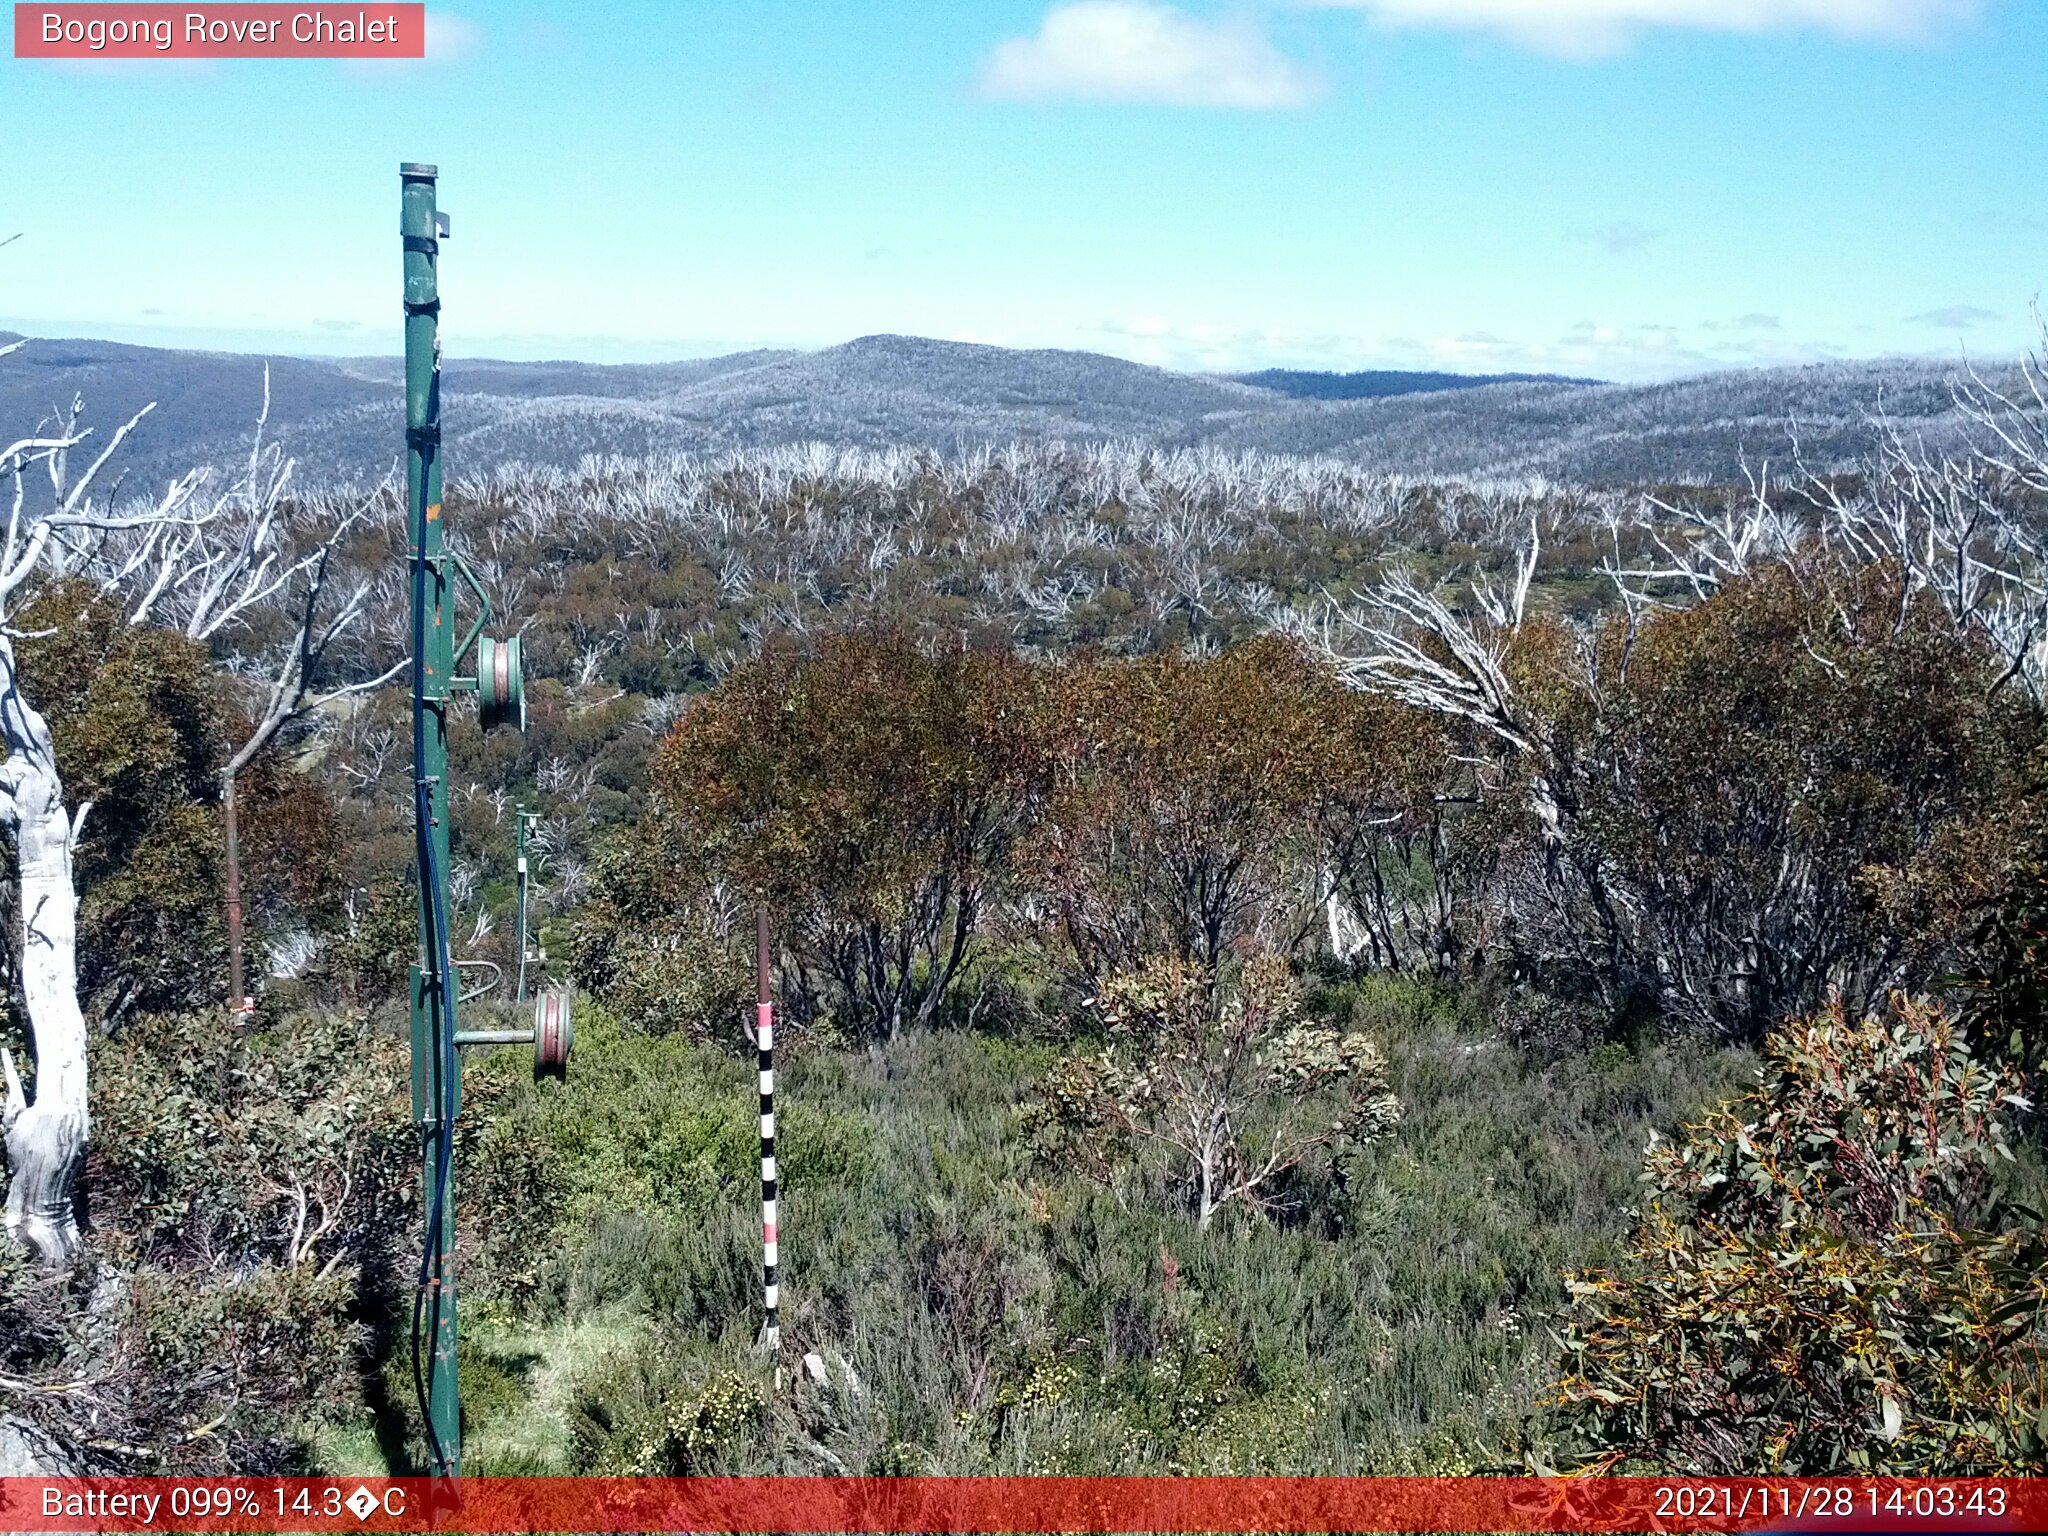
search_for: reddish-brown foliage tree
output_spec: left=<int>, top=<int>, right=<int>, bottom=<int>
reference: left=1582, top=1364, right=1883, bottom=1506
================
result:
left=1024, top=637, right=1437, bottom=987
left=642, top=630, right=1049, bottom=1038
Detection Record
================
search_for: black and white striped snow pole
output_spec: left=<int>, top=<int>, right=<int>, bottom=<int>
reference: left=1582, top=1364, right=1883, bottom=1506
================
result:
left=756, top=907, right=779, bottom=1364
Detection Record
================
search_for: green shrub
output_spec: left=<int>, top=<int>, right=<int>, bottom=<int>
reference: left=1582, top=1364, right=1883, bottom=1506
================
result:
left=1523, top=563, right=2036, bottom=1039
left=115, top=1261, right=361, bottom=1472
left=595, top=928, right=751, bottom=1043
left=1551, top=996, right=2048, bottom=1474
left=4, top=1259, right=364, bottom=1474
left=570, top=1343, right=771, bottom=1474
left=315, top=879, right=418, bottom=1008
left=1029, top=952, right=1400, bottom=1229
left=463, top=1003, right=877, bottom=1309
left=455, top=980, right=1750, bottom=1477
left=644, top=632, right=1048, bottom=1039
left=11, top=581, right=226, bottom=1025
left=88, top=1008, right=413, bottom=1270
left=0, top=1241, right=75, bottom=1380
left=571, top=836, right=750, bottom=1044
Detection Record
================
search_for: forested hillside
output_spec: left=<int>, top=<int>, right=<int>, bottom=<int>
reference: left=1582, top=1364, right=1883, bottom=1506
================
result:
left=0, top=330, right=2013, bottom=492
left=4, top=335, right=2048, bottom=1478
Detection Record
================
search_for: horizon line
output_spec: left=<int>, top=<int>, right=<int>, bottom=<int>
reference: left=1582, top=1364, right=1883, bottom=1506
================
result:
left=0, top=317, right=2010, bottom=388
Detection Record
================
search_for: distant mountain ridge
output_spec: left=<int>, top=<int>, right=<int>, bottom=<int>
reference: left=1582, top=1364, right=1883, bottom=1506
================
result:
left=1229, top=367, right=1604, bottom=399
left=0, top=329, right=2004, bottom=491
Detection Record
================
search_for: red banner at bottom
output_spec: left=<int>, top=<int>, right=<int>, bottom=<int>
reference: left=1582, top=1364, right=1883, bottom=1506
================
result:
left=2, top=1476, right=2043, bottom=1533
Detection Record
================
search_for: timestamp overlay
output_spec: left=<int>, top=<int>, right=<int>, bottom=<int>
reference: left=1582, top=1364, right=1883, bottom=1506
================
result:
left=2, top=1477, right=2045, bottom=1532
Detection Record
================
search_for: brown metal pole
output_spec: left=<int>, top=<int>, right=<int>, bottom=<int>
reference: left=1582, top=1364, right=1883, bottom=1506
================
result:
left=222, top=773, right=250, bottom=1018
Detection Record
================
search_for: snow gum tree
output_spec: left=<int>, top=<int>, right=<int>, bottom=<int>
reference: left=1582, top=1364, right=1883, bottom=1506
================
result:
left=0, top=366, right=381, bottom=1262
left=0, top=389, right=198, bottom=1261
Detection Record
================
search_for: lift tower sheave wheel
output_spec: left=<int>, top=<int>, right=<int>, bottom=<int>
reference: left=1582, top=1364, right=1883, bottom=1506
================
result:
left=451, top=987, right=572, bottom=1081
left=534, top=988, right=574, bottom=1079
left=477, top=634, right=525, bottom=732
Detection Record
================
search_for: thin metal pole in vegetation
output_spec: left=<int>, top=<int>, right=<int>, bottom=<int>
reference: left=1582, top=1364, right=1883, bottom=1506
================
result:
left=757, top=907, right=781, bottom=1369
left=515, top=807, right=539, bottom=1002
left=224, top=788, right=251, bottom=1018
left=402, top=160, right=462, bottom=1480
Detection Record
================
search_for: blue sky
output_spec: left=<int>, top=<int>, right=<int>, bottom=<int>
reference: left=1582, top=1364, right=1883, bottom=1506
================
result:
left=0, top=0, right=2041, bottom=380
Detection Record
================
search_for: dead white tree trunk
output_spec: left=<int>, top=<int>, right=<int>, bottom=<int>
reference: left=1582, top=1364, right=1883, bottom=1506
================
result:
left=0, top=356, right=407, bottom=1253
left=0, top=379, right=212, bottom=1262
left=0, top=629, right=88, bottom=1261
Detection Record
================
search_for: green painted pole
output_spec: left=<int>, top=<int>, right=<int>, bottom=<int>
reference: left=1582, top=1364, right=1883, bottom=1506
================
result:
left=515, top=808, right=532, bottom=1003
left=402, top=160, right=461, bottom=1479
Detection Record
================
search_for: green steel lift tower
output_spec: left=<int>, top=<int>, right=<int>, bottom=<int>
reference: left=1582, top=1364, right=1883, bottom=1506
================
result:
left=401, top=160, right=463, bottom=1478
left=403, top=163, right=564, bottom=1479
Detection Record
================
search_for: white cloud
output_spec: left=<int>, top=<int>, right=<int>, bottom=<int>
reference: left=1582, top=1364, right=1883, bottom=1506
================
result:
left=1079, top=316, right=1362, bottom=370
left=1073, top=311, right=1861, bottom=380
left=1698, top=312, right=1784, bottom=332
left=980, top=1, right=1321, bottom=108
left=1569, top=220, right=1664, bottom=253
left=1416, top=319, right=1843, bottom=376
left=425, top=13, right=482, bottom=60
left=1312, top=0, right=1976, bottom=57
left=1908, top=304, right=1999, bottom=328
left=343, top=11, right=480, bottom=75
